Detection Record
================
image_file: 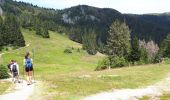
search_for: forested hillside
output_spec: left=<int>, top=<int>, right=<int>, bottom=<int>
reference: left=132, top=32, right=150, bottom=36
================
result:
left=0, top=0, right=170, bottom=52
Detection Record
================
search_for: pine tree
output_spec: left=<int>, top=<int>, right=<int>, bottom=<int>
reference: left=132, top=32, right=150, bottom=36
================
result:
left=35, top=18, right=50, bottom=38
left=35, top=18, right=42, bottom=35
left=42, top=27, right=50, bottom=38
left=161, top=34, right=170, bottom=58
left=82, top=29, right=97, bottom=55
left=106, top=20, right=130, bottom=68
left=128, top=37, right=141, bottom=63
left=140, top=46, right=148, bottom=63
left=3, top=14, right=25, bottom=47
left=42, top=21, right=50, bottom=38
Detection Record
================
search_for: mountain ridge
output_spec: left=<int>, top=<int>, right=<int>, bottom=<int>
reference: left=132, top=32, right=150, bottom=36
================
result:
left=1, top=0, right=170, bottom=46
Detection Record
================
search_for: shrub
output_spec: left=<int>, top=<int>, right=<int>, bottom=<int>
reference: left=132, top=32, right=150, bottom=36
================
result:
left=86, top=48, right=97, bottom=55
left=111, top=56, right=127, bottom=68
left=0, top=46, right=2, bottom=51
left=12, top=46, right=19, bottom=50
left=153, top=52, right=162, bottom=63
left=77, top=48, right=81, bottom=52
left=96, top=57, right=110, bottom=70
left=64, top=48, right=72, bottom=54
left=96, top=56, right=128, bottom=70
left=165, top=58, right=170, bottom=64
left=0, top=65, right=9, bottom=79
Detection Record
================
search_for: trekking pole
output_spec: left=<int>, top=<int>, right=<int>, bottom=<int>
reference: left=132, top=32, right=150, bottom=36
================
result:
left=32, top=48, right=35, bottom=83
left=23, top=65, right=25, bottom=84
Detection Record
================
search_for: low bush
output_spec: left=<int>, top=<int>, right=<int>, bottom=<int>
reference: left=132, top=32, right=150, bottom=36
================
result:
left=96, top=57, right=110, bottom=70
left=111, top=56, right=127, bottom=68
left=0, top=65, right=9, bottom=79
left=96, top=56, right=128, bottom=70
left=64, top=48, right=72, bottom=54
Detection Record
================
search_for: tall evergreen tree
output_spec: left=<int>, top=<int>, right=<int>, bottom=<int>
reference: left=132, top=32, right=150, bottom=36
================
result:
left=35, top=18, right=50, bottom=38
left=3, top=14, right=25, bottom=46
left=128, top=37, right=141, bottom=63
left=82, top=29, right=97, bottom=55
left=161, top=34, right=170, bottom=58
left=106, top=20, right=130, bottom=67
left=35, top=18, right=42, bottom=36
left=140, top=46, right=149, bottom=63
left=42, top=27, right=50, bottom=38
left=42, top=21, right=50, bottom=38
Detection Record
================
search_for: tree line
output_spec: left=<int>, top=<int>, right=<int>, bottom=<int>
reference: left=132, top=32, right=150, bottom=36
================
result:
left=2, top=0, right=170, bottom=55
left=0, top=14, right=25, bottom=51
left=1, top=0, right=170, bottom=68
left=96, top=20, right=170, bottom=70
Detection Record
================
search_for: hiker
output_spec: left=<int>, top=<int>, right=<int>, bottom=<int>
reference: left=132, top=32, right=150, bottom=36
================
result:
left=7, top=60, right=14, bottom=74
left=10, top=60, right=20, bottom=83
left=24, top=52, right=33, bottom=85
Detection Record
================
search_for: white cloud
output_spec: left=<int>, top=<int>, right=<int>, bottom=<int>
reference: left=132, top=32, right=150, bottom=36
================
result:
left=16, top=0, right=170, bottom=14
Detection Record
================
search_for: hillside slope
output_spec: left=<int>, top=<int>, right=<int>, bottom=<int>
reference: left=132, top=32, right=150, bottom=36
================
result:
left=2, top=29, right=103, bottom=74
left=1, top=29, right=170, bottom=99
left=1, top=0, right=170, bottom=45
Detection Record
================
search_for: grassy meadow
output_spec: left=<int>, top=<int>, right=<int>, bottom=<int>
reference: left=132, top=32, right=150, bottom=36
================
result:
left=1, top=29, right=170, bottom=99
left=0, top=81, right=11, bottom=95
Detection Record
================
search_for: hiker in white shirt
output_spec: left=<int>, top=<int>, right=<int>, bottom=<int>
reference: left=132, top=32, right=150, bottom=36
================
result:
left=10, top=60, right=20, bottom=83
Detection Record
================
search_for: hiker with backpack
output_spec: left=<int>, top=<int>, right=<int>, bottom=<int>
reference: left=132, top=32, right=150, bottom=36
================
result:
left=10, top=60, right=20, bottom=83
left=24, top=52, right=33, bottom=85
left=7, top=60, right=14, bottom=74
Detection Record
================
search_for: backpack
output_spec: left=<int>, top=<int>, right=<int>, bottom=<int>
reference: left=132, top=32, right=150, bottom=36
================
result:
left=12, top=64, right=17, bottom=73
left=25, top=58, right=32, bottom=68
left=7, top=63, right=11, bottom=69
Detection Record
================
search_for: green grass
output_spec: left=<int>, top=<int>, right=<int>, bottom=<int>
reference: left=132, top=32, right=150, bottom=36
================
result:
left=160, top=93, right=170, bottom=100
left=140, top=93, right=170, bottom=100
left=48, top=64, right=170, bottom=99
left=1, top=29, right=170, bottom=100
left=139, top=96, right=149, bottom=100
left=0, top=81, right=11, bottom=95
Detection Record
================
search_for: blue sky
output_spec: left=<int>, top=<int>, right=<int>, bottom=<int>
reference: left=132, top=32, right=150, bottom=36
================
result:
left=15, top=0, right=170, bottom=14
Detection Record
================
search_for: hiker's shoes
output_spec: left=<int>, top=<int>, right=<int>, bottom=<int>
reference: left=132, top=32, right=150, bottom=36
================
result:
left=27, top=83, right=31, bottom=85
left=27, top=83, right=33, bottom=85
left=13, top=80, right=21, bottom=84
left=18, top=81, right=21, bottom=83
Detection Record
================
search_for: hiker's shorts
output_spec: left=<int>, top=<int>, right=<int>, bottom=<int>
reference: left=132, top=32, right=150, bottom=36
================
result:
left=13, top=72, right=18, bottom=77
left=25, top=66, right=33, bottom=72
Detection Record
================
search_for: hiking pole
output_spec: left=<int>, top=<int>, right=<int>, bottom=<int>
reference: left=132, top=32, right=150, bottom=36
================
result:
left=32, top=48, right=35, bottom=83
left=22, top=65, right=25, bottom=84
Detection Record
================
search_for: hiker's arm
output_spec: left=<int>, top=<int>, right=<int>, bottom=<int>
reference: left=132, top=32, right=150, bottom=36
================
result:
left=10, top=64, right=12, bottom=71
left=31, top=58, right=33, bottom=64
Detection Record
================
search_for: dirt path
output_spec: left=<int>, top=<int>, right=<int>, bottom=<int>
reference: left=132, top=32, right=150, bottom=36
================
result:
left=0, top=43, right=35, bottom=100
left=0, top=79, right=37, bottom=100
left=84, top=76, right=170, bottom=100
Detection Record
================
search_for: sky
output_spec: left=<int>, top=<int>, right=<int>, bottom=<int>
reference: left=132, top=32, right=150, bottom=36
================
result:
left=15, top=0, right=170, bottom=14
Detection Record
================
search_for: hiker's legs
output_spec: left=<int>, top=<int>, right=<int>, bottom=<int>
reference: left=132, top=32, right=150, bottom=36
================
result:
left=13, top=73, right=18, bottom=83
left=16, top=74, right=20, bottom=83
left=25, top=67, right=31, bottom=84
left=25, top=72, right=30, bottom=84
left=12, top=72, right=15, bottom=82
left=28, top=71, right=33, bottom=84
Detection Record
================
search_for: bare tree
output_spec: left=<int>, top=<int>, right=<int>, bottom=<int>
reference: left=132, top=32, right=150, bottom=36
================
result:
left=139, top=40, right=159, bottom=60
